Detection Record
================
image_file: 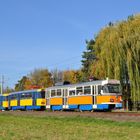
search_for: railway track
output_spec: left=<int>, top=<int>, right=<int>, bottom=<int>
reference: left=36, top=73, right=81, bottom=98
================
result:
left=104, top=111, right=140, bottom=116
left=1, top=111, right=140, bottom=122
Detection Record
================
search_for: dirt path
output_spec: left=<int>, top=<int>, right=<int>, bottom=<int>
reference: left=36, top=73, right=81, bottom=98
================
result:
left=1, top=111, right=140, bottom=122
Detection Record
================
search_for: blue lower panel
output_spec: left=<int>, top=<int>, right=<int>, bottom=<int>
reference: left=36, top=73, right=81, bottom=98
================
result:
left=51, top=105, right=62, bottom=111
left=12, top=106, right=22, bottom=110
left=115, top=103, right=122, bottom=108
left=79, top=105, right=92, bottom=111
left=97, top=104, right=109, bottom=110
left=11, top=106, right=41, bottom=110
left=26, top=106, right=33, bottom=110
left=69, top=105, right=78, bottom=109
left=33, top=106, right=41, bottom=110
left=19, top=106, right=25, bottom=110
left=26, top=106, right=41, bottom=110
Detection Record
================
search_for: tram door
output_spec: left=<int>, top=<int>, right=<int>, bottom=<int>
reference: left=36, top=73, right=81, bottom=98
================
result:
left=94, top=85, right=102, bottom=105
left=93, top=85, right=98, bottom=105
left=63, top=89, right=68, bottom=108
left=46, top=90, right=50, bottom=109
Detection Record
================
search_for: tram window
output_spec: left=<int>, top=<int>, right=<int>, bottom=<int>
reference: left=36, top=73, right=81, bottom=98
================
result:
left=102, top=84, right=120, bottom=93
left=21, top=93, right=25, bottom=99
left=6, top=96, right=8, bottom=101
left=84, top=86, right=91, bottom=95
left=0, top=97, right=1, bottom=101
left=21, top=93, right=32, bottom=99
left=51, top=90, right=56, bottom=97
left=41, top=91, right=45, bottom=98
left=25, top=93, right=32, bottom=99
left=102, top=86, right=109, bottom=93
left=98, top=85, right=102, bottom=95
left=69, top=90, right=75, bottom=96
left=57, top=89, right=61, bottom=96
left=76, top=87, right=83, bottom=95
left=11, top=94, right=17, bottom=100
left=3, top=96, right=8, bottom=101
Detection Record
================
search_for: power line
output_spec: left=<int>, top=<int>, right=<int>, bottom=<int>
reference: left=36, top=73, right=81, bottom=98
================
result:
left=48, top=60, right=81, bottom=70
left=47, top=55, right=82, bottom=69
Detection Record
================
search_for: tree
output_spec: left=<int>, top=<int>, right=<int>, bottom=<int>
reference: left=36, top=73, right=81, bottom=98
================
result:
left=23, top=77, right=33, bottom=90
left=51, top=69, right=63, bottom=84
left=62, top=69, right=83, bottom=84
left=82, top=14, right=140, bottom=110
left=4, top=86, right=14, bottom=94
left=15, top=76, right=29, bottom=91
left=15, top=68, right=53, bottom=91
left=81, top=39, right=96, bottom=81
left=29, top=68, right=53, bottom=88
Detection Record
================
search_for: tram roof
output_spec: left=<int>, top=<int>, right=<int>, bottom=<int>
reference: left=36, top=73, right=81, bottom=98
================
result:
left=46, top=79, right=120, bottom=90
left=47, top=80, right=105, bottom=90
left=9, top=89, right=43, bottom=95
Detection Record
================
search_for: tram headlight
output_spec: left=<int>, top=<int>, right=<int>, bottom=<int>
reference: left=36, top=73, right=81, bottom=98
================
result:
left=110, top=98, right=114, bottom=102
left=41, top=102, right=45, bottom=104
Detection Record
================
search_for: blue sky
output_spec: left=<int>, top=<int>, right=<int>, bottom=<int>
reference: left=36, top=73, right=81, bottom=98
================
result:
left=0, top=0, right=140, bottom=88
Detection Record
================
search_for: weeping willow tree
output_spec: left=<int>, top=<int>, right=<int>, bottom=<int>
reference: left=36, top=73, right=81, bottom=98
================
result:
left=82, top=14, right=140, bottom=110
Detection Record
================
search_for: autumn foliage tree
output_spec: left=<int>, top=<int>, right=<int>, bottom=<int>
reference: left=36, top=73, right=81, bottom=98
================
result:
left=15, top=69, right=53, bottom=91
left=15, top=76, right=29, bottom=91
left=29, top=69, right=53, bottom=88
left=62, top=69, right=83, bottom=84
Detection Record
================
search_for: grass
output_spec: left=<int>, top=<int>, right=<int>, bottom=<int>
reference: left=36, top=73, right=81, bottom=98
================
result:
left=0, top=114, right=140, bottom=140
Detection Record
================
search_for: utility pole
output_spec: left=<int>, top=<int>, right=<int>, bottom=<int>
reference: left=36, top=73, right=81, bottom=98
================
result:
left=1, top=75, right=4, bottom=95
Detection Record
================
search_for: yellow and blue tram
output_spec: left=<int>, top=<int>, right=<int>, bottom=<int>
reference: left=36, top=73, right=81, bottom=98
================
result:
left=9, top=89, right=46, bottom=110
left=0, top=89, right=46, bottom=111
left=0, top=79, right=122, bottom=111
left=46, top=79, right=122, bottom=111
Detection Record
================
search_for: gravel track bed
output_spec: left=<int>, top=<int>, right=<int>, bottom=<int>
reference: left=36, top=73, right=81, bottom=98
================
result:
left=1, top=111, right=140, bottom=122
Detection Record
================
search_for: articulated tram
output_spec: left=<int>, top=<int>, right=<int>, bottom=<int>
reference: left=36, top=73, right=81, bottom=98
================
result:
left=46, top=79, right=122, bottom=111
left=0, top=89, right=46, bottom=111
left=0, top=79, right=122, bottom=111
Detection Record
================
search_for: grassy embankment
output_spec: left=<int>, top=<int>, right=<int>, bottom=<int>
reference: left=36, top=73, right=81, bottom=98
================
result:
left=0, top=114, right=140, bottom=140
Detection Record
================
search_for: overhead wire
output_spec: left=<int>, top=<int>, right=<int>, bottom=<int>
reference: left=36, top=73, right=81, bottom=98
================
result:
left=46, top=55, right=82, bottom=69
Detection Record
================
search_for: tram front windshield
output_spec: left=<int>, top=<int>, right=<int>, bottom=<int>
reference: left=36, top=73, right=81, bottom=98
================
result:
left=102, top=84, right=121, bottom=94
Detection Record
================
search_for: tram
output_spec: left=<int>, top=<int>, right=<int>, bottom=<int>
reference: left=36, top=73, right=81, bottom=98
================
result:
left=0, top=79, right=122, bottom=111
left=3, top=89, right=46, bottom=110
left=46, top=79, right=122, bottom=111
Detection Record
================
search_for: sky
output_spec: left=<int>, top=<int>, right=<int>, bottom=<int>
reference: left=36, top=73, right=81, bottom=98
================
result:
left=0, top=0, right=140, bottom=88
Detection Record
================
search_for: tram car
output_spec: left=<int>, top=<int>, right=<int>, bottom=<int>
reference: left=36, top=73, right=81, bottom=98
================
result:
left=6, top=89, right=46, bottom=110
left=46, top=79, right=122, bottom=111
left=0, top=79, right=122, bottom=111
